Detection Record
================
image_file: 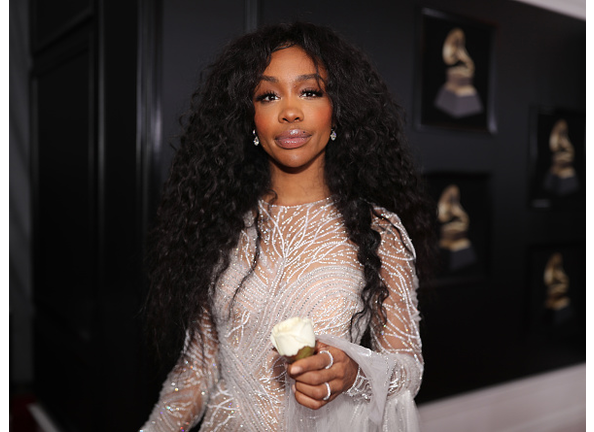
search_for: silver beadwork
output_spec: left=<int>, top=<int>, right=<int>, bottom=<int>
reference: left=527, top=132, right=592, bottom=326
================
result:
left=141, top=198, right=423, bottom=431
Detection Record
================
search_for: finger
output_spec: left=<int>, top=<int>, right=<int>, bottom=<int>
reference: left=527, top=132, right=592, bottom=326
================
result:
left=293, top=389, right=326, bottom=410
left=292, top=368, right=333, bottom=386
left=288, top=351, right=334, bottom=376
left=317, top=343, right=350, bottom=366
left=315, top=341, right=330, bottom=351
left=294, top=380, right=336, bottom=404
left=318, top=349, right=334, bottom=369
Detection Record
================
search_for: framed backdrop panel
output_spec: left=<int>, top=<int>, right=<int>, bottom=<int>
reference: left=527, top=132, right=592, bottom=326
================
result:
left=528, top=107, right=585, bottom=210
left=425, top=172, right=491, bottom=287
left=416, top=8, right=496, bottom=133
left=526, top=243, right=585, bottom=348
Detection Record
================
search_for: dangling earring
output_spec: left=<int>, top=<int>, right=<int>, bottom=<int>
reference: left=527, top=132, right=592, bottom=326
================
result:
left=253, top=129, right=260, bottom=146
left=330, top=128, right=337, bottom=141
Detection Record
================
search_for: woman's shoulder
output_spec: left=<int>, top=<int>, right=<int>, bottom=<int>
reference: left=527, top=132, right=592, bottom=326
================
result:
left=370, top=205, right=405, bottom=234
left=371, top=206, right=416, bottom=260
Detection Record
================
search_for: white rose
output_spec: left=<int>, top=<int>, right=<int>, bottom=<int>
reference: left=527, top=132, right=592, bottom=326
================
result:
left=270, top=317, right=316, bottom=361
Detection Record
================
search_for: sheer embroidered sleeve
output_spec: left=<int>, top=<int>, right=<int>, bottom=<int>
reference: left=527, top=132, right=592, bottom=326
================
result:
left=139, top=316, right=220, bottom=432
left=345, top=211, right=423, bottom=401
left=373, top=212, right=423, bottom=397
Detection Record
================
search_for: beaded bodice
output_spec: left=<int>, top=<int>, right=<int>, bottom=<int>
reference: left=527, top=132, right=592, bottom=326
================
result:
left=140, top=197, right=423, bottom=432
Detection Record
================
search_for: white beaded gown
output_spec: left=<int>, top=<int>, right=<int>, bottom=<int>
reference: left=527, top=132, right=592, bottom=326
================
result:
left=140, top=197, right=423, bottom=432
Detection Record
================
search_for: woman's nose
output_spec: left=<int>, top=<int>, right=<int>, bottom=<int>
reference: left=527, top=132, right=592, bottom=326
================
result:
left=278, top=98, right=303, bottom=123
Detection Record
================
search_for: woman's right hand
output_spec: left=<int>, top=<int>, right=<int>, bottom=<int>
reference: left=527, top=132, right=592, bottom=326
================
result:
left=287, top=341, right=358, bottom=410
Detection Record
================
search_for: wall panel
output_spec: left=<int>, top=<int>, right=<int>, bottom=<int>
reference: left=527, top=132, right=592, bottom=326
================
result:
left=31, top=23, right=99, bottom=432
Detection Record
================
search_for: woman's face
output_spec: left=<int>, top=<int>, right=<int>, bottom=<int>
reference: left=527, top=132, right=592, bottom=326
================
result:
left=252, top=46, right=333, bottom=175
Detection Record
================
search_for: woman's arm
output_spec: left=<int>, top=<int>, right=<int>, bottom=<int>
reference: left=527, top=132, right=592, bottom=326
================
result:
left=140, top=316, right=219, bottom=432
left=347, top=212, right=423, bottom=400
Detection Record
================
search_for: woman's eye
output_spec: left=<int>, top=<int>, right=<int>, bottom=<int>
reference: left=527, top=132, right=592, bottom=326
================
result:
left=302, top=89, right=323, bottom=98
left=255, top=92, right=278, bottom=102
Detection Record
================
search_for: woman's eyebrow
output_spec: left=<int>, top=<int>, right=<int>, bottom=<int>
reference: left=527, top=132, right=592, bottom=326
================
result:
left=295, top=73, right=321, bottom=82
left=260, top=75, right=278, bottom=83
left=259, top=73, right=321, bottom=83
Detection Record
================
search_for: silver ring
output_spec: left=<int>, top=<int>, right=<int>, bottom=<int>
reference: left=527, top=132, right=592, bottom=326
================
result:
left=323, top=382, right=331, bottom=401
left=320, top=350, right=334, bottom=369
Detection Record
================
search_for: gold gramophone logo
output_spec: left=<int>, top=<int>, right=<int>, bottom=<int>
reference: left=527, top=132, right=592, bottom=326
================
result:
left=437, top=184, right=477, bottom=271
left=434, top=28, right=483, bottom=118
left=543, top=119, right=579, bottom=196
left=543, top=252, right=570, bottom=311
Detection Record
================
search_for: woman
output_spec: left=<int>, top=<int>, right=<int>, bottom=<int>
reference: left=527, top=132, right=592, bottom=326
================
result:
left=140, top=22, right=435, bottom=432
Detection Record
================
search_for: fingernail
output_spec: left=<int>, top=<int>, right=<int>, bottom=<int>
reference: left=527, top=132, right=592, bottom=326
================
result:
left=292, top=384, right=296, bottom=393
left=291, top=366, right=302, bottom=374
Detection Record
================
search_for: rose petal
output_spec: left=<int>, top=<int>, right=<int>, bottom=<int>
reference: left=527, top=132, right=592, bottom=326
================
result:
left=270, top=317, right=316, bottom=357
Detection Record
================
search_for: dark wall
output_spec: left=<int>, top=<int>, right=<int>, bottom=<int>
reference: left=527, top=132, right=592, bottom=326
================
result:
left=158, top=0, right=246, bottom=183
left=29, top=0, right=154, bottom=430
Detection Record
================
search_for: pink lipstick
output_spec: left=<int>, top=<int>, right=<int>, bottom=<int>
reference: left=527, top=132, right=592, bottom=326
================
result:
left=274, top=129, right=312, bottom=149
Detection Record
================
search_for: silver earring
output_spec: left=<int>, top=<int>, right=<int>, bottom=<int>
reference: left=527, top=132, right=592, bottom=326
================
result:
left=330, top=128, right=337, bottom=141
left=253, top=129, right=259, bottom=146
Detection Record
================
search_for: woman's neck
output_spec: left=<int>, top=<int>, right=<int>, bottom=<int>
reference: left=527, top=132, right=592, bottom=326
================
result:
left=264, top=164, right=330, bottom=206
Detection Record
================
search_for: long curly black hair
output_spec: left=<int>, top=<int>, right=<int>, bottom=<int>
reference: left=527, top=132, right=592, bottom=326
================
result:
left=145, top=22, right=437, bottom=365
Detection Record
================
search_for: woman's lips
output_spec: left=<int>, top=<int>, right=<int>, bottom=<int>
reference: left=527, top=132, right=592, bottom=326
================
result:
left=274, top=130, right=312, bottom=149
